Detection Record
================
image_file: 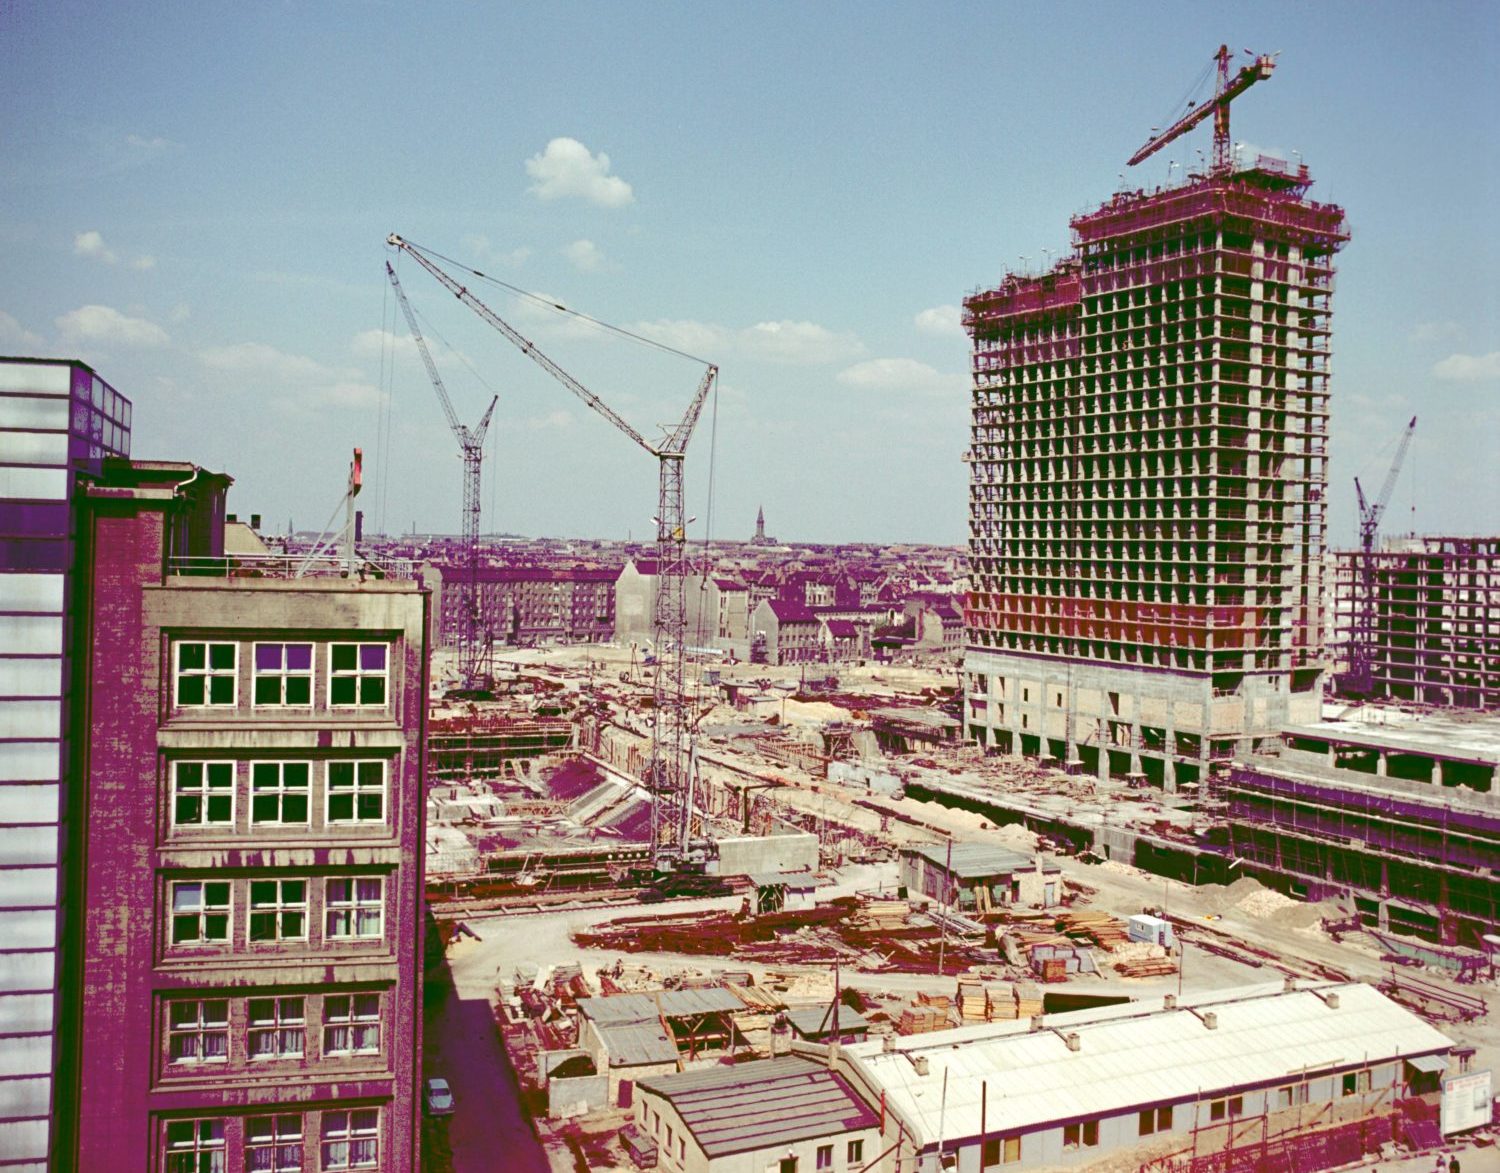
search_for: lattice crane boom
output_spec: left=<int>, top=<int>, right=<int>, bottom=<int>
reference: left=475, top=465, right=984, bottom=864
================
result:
left=1128, top=44, right=1277, bottom=173
left=1357, top=415, right=1418, bottom=553
left=1347, top=415, right=1417, bottom=696
left=386, top=233, right=719, bottom=868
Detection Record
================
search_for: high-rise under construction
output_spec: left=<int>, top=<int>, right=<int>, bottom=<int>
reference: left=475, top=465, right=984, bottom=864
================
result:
left=962, top=145, right=1349, bottom=788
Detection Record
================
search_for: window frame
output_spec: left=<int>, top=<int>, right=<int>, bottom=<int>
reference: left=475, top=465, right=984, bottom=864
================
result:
left=325, top=877, right=384, bottom=941
left=250, top=761, right=312, bottom=826
left=251, top=641, right=315, bottom=709
left=247, top=995, right=307, bottom=1061
left=847, top=1139, right=864, bottom=1165
left=323, top=992, right=381, bottom=1056
left=166, top=998, right=230, bottom=1066
left=245, top=1113, right=304, bottom=1173
left=248, top=878, right=308, bottom=942
left=320, top=1107, right=379, bottom=1170
left=328, top=643, right=389, bottom=709
left=815, top=1142, right=833, bottom=1171
left=171, top=761, right=236, bottom=829
left=162, top=1118, right=226, bottom=1173
left=174, top=641, right=239, bottom=708
left=325, top=760, right=387, bottom=825
left=170, top=880, right=232, bottom=946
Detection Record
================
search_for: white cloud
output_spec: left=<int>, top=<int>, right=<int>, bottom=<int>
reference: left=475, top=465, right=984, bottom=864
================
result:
left=525, top=137, right=634, bottom=207
left=563, top=239, right=605, bottom=272
left=632, top=319, right=730, bottom=355
left=169, top=302, right=191, bottom=323
left=74, top=230, right=118, bottom=264
left=1433, top=351, right=1500, bottom=382
left=132, top=254, right=157, bottom=271
left=1410, top=320, right=1462, bottom=345
left=836, top=357, right=964, bottom=395
left=319, top=381, right=386, bottom=411
left=914, top=304, right=965, bottom=338
left=126, top=133, right=178, bottom=152
left=0, top=311, right=44, bottom=353
left=198, top=341, right=334, bottom=382
left=631, top=317, right=864, bottom=365
left=198, top=341, right=386, bottom=415
left=56, top=304, right=169, bottom=347
left=527, top=409, right=576, bottom=431
left=462, top=235, right=532, bottom=268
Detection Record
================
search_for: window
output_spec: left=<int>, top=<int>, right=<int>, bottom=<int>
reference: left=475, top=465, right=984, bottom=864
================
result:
left=1062, top=1121, right=1098, bottom=1150
left=329, top=643, right=387, bottom=707
left=779, top=1159, right=797, bottom=1173
left=167, top=999, right=229, bottom=1064
left=323, top=993, right=380, bottom=1054
left=1342, top=1069, right=1371, bottom=1097
left=1277, top=1082, right=1309, bottom=1109
left=326, top=761, right=386, bottom=824
left=816, top=1144, right=833, bottom=1170
left=325, top=878, right=383, bottom=940
left=246, top=1115, right=303, bottom=1173
left=163, top=1119, right=225, bottom=1173
left=254, top=643, right=313, bottom=707
left=320, top=1108, right=378, bottom=1170
left=1209, top=1096, right=1243, bottom=1122
left=171, top=881, right=231, bottom=944
left=175, top=642, right=237, bottom=707
left=1139, top=1106, right=1173, bottom=1136
left=847, top=1140, right=863, bottom=1164
left=173, top=762, right=235, bottom=827
left=251, top=762, right=310, bottom=825
left=248, top=997, right=305, bottom=1059
left=249, top=880, right=307, bottom=941
left=982, top=1136, right=1021, bottom=1165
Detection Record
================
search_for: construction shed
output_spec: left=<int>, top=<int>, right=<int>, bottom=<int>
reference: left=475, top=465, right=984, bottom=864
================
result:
left=577, top=989, right=746, bottom=1104
left=633, top=1056, right=881, bottom=1173
left=748, top=870, right=826, bottom=915
left=838, top=981, right=1457, bottom=1172
left=900, top=842, right=1058, bottom=911
left=784, top=1005, right=871, bottom=1045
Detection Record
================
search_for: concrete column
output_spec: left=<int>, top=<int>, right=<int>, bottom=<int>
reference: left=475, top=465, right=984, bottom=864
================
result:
left=1376, top=752, right=1388, bottom=778
left=1432, top=759, right=1444, bottom=785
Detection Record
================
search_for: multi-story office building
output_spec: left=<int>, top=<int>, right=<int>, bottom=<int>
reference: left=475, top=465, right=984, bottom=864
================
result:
left=0, top=357, right=132, bottom=1169
left=428, top=562, right=616, bottom=650
left=962, top=161, right=1348, bottom=788
left=25, top=443, right=426, bottom=1170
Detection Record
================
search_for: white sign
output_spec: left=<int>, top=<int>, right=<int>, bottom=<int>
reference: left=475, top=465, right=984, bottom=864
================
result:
left=1441, top=1070, right=1492, bottom=1135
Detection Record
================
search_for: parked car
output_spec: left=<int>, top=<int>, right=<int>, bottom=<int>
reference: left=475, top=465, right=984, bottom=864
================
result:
left=425, top=1076, right=455, bottom=1116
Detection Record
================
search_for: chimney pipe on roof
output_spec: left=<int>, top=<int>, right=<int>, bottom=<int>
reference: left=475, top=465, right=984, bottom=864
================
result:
left=1202, top=1012, right=1218, bottom=1030
left=1164, top=994, right=1177, bottom=1009
left=1065, top=1032, right=1081, bottom=1052
left=914, top=1055, right=930, bottom=1076
left=1029, top=1015, right=1045, bottom=1033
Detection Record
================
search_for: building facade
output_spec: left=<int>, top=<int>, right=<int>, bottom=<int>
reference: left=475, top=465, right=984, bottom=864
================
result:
left=428, top=562, right=616, bottom=649
left=963, top=162, right=1348, bottom=788
left=0, top=357, right=132, bottom=1168
left=68, top=459, right=428, bottom=1171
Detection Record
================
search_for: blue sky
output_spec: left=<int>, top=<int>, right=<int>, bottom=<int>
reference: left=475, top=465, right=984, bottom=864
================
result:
left=2, top=2, right=1496, bottom=544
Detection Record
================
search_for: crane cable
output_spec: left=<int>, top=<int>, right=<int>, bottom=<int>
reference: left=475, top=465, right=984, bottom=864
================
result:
left=394, top=239, right=715, bottom=368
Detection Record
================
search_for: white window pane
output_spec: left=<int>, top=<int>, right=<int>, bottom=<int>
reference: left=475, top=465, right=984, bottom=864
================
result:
left=0, top=992, right=52, bottom=1032
left=0, top=1032, right=51, bottom=1077
left=0, top=396, right=68, bottom=427
left=0, top=701, right=61, bottom=739
left=0, top=574, right=64, bottom=612
left=0, top=950, right=53, bottom=993
left=0, top=468, right=68, bottom=500
left=0, top=364, right=70, bottom=393
left=0, top=616, right=63, bottom=655
left=0, top=433, right=68, bottom=465
left=0, top=868, right=57, bottom=908
left=0, top=1076, right=50, bottom=1117
left=0, top=744, right=59, bottom=782
left=0, top=783, right=59, bottom=822
left=0, top=826, right=57, bottom=868
left=0, top=909, right=55, bottom=950
left=0, top=659, right=63, bottom=697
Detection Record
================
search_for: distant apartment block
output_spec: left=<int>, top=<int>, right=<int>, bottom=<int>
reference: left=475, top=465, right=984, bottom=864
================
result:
left=67, top=458, right=428, bottom=1170
left=0, top=357, right=131, bottom=1168
left=429, top=562, right=616, bottom=649
left=1331, top=537, right=1500, bottom=709
left=963, top=162, right=1348, bottom=788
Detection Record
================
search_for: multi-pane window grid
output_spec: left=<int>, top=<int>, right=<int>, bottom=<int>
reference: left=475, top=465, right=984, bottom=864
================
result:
left=167, top=999, right=229, bottom=1064
left=248, top=996, right=306, bottom=1059
left=171, top=881, right=231, bottom=944
left=175, top=641, right=237, bottom=707
left=246, top=1115, right=303, bottom=1173
left=253, top=642, right=313, bottom=706
left=251, top=762, right=310, bottom=824
left=326, top=878, right=383, bottom=939
left=249, top=879, right=307, bottom=941
left=326, top=760, right=386, bottom=823
left=323, top=993, right=380, bottom=1054
left=173, top=761, right=234, bottom=827
left=321, top=1108, right=379, bottom=1169
left=164, top=1119, right=225, bottom=1173
left=329, top=643, right=387, bottom=707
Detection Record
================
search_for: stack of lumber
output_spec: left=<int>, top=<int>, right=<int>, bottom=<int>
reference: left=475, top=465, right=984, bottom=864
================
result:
left=1114, top=955, right=1177, bottom=978
left=897, top=1003, right=951, bottom=1035
left=1056, top=910, right=1130, bottom=951
left=915, top=991, right=952, bottom=1011
left=957, top=981, right=988, bottom=1022
left=987, top=983, right=1019, bottom=1020
left=1014, top=980, right=1044, bottom=1017
left=854, top=899, right=911, bottom=931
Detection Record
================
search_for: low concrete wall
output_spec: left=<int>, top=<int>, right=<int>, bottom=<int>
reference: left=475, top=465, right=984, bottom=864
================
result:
left=829, top=760, right=903, bottom=796
left=712, top=832, right=818, bottom=877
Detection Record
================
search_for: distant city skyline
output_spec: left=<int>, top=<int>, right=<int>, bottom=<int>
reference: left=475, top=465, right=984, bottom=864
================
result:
left=2, top=3, right=1496, bottom=544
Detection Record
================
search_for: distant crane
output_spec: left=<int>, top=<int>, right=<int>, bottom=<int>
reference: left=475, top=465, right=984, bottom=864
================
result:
left=1128, top=44, right=1278, bottom=174
left=1346, top=415, right=1418, bottom=695
left=386, top=234, right=718, bottom=870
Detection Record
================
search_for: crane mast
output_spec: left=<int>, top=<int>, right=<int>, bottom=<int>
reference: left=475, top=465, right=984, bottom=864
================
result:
left=386, top=234, right=719, bottom=869
left=1346, top=416, right=1417, bottom=696
left=1128, top=44, right=1277, bottom=174
left=385, top=261, right=498, bottom=689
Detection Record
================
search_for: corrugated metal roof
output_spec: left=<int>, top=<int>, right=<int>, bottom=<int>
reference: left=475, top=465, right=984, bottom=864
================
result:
left=594, top=1021, right=678, bottom=1068
left=637, top=1057, right=879, bottom=1157
left=578, top=988, right=744, bottom=1026
left=903, top=841, right=1034, bottom=879
left=785, top=1005, right=871, bottom=1038
left=746, top=870, right=828, bottom=889
left=842, top=982, right=1453, bottom=1149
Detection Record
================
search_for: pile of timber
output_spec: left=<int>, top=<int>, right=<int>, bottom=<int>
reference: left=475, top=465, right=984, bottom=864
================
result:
left=898, top=1003, right=952, bottom=1035
left=853, top=899, right=911, bottom=931
left=1014, top=980, right=1044, bottom=1017
left=957, top=981, right=988, bottom=1022
left=1055, top=910, right=1130, bottom=951
left=1114, top=955, right=1177, bottom=978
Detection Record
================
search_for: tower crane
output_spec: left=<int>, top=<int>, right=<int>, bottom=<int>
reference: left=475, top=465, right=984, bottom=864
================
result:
left=1128, top=44, right=1278, bottom=174
left=386, top=234, right=718, bottom=870
left=385, top=261, right=498, bottom=689
left=1346, top=415, right=1417, bottom=696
